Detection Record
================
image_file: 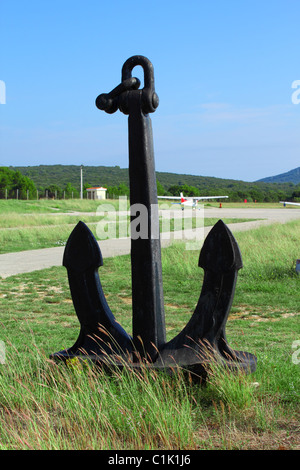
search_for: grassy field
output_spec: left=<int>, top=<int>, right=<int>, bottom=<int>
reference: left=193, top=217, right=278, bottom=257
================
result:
left=0, top=216, right=257, bottom=254
left=0, top=198, right=288, bottom=214
left=0, top=199, right=261, bottom=253
left=0, top=216, right=299, bottom=450
left=0, top=198, right=123, bottom=214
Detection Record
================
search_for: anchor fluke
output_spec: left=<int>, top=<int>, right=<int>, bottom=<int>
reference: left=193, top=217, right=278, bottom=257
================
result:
left=50, top=221, right=133, bottom=363
left=63, top=220, right=103, bottom=272
left=156, top=219, right=257, bottom=376
left=199, top=219, right=243, bottom=274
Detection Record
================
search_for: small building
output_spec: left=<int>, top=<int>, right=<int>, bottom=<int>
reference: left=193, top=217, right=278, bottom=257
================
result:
left=86, top=186, right=107, bottom=200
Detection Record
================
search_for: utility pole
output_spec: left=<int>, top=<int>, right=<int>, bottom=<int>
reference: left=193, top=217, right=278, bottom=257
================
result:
left=80, top=165, right=83, bottom=199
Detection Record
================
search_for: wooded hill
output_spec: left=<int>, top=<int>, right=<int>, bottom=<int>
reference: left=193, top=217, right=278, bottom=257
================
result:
left=3, top=164, right=300, bottom=202
left=257, top=166, right=300, bottom=185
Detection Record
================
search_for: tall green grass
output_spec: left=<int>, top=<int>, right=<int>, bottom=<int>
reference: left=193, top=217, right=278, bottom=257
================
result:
left=0, top=220, right=299, bottom=449
left=0, top=214, right=254, bottom=254
left=0, top=198, right=124, bottom=214
left=0, top=345, right=198, bottom=450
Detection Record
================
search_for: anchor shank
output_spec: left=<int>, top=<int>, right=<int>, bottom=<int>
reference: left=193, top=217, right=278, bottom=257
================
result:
left=127, top=93, right=166, bottom=361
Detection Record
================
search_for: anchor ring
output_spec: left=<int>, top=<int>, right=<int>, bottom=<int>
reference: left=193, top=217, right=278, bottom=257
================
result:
left=121, top=55, right=159, bottom=114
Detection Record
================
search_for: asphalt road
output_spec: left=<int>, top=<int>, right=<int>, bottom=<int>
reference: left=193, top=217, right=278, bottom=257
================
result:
left=0, top=207, right=299, bottom=278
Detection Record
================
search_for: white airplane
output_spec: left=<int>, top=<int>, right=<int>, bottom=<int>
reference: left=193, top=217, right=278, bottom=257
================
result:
left=158, top=192, right=228, bottom=209
left=280, top=201, right=300, bottom=207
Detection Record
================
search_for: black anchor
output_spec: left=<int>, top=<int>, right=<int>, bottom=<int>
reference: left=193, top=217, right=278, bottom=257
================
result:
left=50, top=56, right=256, bottom=378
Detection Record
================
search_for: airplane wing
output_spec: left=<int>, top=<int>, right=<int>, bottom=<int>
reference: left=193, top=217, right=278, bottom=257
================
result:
left=192, top=196, right=228, bottom=200
left=158, top=195, right=228, bottom=200
left=280, top=201, right=300, bottom=206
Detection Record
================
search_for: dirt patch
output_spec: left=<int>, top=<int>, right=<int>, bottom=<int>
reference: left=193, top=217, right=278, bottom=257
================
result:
left=165, top=303, right=189, bottom=310
left=1, top=283, right=65, bottom=300
left=193, top=419, right=300, bottom=450
left=230, top=304, right=300, bottom=323
left=119, top=296, right=132, bottom=305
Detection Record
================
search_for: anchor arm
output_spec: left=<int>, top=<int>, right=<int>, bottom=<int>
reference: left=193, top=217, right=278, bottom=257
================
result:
left=157, top=220, right=256, bottom=371
left=50, top=222, right=133, bottom=360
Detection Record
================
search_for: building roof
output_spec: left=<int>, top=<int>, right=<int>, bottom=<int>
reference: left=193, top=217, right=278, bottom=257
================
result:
left=86, top=187, right=107, bottom=190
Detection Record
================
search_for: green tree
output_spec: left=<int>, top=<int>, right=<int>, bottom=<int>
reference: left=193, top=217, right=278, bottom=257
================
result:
left=46, top=184, right=63, bottom=199
left=168, top=184, right=199, bottom=197
left=64, top=182, right=79, bottom=198
left=156, top=180, right=166, bottom=196
left=0, top=167, right=37, bottom=199
left=107, top=183, right=129, bottom=198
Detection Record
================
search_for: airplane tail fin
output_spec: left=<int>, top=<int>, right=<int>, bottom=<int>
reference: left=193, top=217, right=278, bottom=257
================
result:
left=180, top=192, right=186, bottom=203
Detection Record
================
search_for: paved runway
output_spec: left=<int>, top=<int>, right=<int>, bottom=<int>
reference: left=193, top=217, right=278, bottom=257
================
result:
left=0, top=207, right=299, bottom=278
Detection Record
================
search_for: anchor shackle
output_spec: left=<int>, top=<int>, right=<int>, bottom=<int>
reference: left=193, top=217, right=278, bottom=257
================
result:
left=121, top=55, right=159, bottom=114
left=95, top=55, right=159, bottom=115
left=95, top=77, right=140, bottom=114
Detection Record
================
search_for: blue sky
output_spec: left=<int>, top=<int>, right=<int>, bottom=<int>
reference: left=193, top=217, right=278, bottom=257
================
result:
left=1, top=0, right=299, bottom=182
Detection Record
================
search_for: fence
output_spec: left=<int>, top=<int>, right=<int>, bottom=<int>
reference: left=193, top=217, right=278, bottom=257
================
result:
left=0, top=189, right=83, bottom=200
